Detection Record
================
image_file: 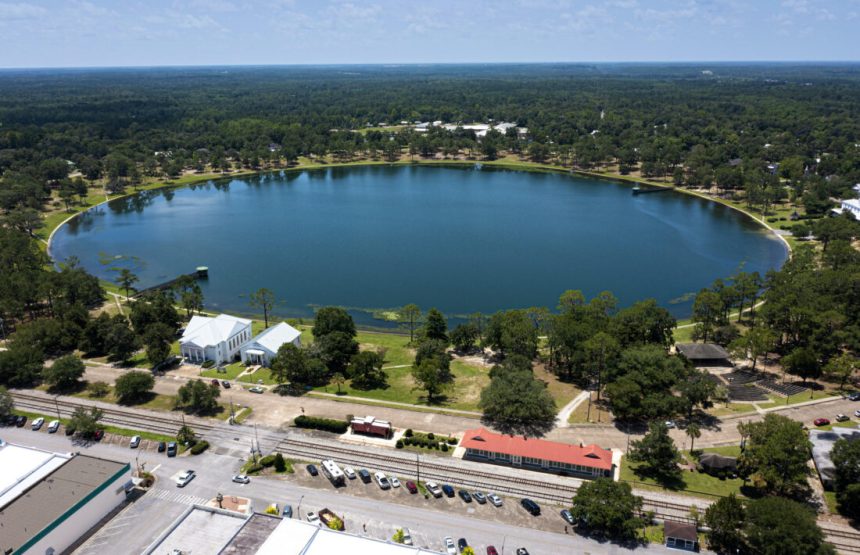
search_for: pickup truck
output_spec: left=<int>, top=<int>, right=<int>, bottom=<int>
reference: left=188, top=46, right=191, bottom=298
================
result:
left=318, top=508, right=345, bottom=531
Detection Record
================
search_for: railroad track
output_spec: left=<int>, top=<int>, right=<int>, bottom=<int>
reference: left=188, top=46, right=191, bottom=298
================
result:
left=11, top=391, right=860, bottom=552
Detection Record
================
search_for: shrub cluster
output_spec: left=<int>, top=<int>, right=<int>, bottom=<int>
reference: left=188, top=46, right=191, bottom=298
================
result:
left=189, top=440, right=209, bottom=455
left=245, top=463, right=263, bottom=474
left=260, top=454, right=277, bottom=467
left=201, top=360, right=215, bottom=369
left=398, top=430, right=458, bottom=451
left=294, top=415, right=349, bottom=434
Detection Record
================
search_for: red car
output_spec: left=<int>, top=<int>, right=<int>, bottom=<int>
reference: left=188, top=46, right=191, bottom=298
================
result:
left=814, top=418, right=830, bottom=426
left=487, top=547, right=499, bottom=555
left=405, top=481, right=418, bottom=494
left=211, top=379, right=220, bottom=387
left=93, top=429, right=105, bottom=441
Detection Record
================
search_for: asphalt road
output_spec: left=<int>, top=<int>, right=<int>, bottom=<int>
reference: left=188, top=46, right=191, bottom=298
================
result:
left=2, top=425, right=685, bottom=555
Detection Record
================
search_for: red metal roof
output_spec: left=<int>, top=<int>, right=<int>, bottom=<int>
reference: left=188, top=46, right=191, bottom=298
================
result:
left=460, top=428, right=613, bottom=470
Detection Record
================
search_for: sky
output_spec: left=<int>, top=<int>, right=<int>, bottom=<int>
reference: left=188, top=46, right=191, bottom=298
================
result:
left=0, top=0, right=858, bottom=68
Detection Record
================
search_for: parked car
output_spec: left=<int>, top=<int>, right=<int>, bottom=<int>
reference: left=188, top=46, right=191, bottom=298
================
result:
left=426, top=481, right=443, bottom=498
left=520, top=498, right=541, bottom=516
left=487, top=547, right=499, bottom=555
left=375, top=472, right=391, bottom=490
left=664, top=420, right=677, bottom=429
left=855, top=409, right=860, bottom=418
left=458, top=538, right=469, bottom=553
left=473, top=492, right=487, bottom=504
left=560, top=509, right=575, bottom=525
left=516, top=549, right=530, bottom=555
left=166, top=441, right=177, bottom=456
left=47, top=420, right=60, bottom=433
left=306, top=464, right=319, bottom=476
left=249, top=386, right=265, bottom=394
left=211, top=379, right=220, bottom=387
left=344, top=466, right=357, bottom=480
left=15, top=415, right=27, bottom=427
left=157, top=441, right=166, bottom=452
left=389, top=476, right=401, bottom=488
left=221, top=380, right=231, bottom=388
left=847, top=392, right=860, bottom=401
left=458, top=490, right=472, bottom=503
left=836, top=414, right=850, bottom=422
left=488, top=493, right=503, bottom=507
left=175, top=470, right=196, bottom=487
left=358, top=468, right=372, bottom=483
left=129, top=435, right=141, bottom=448
left=405, top=481, right=418, bottom=494
left=31, top=417, right=44, bottom=431
left=442, top=484, right=455, bottom=497
left=232, top=474, right=250, bottom=484
left=306, top=511, right=320, bottom=526
left=93, top=429, right=104, bottom=441
left=3, top=414, right=16, bottom=426
left=814, top=418, right=831, bottom=426
left=444, top=536, right=457, bottom=555
left=400, top=528, right=413, bottom=546
left=282, top=504, right=293, bottom=518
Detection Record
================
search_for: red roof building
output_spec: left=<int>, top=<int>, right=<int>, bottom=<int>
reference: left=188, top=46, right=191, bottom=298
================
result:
left=460, top=428, right=615, bottom=478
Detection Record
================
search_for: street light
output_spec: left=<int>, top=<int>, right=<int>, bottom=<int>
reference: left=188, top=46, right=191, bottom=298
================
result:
left=297, top=494, right=305, bottom=518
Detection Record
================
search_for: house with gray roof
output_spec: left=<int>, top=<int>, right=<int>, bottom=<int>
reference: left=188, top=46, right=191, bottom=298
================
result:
left=240, top=322, right=302, bottom=367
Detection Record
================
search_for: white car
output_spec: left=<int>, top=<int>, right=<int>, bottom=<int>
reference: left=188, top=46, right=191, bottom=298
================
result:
left=344, top=466, right=357, bottom=480
left=855, top=409, right=860, bottom=418
left=306, top=511, right=320, bottom=526
left=47, top=420, right=60, bottom=433
left=175, top=470, right=196, bottom=487
left=444, top=536, right=457, bottom=555
left=31, top=417, right=44, bottom=431
left=389, top=476, right=401, bottom=488
left=374, top=472, right=391, bottom=490
left=425, top=481, right=443, bottom=498
left=488, top=493, right=503, bottom=507
left=129, top=435, right=141, bottom=448
left=232, top=474, right=250, bottom=484
left=664, top=420, right=677, bottom=429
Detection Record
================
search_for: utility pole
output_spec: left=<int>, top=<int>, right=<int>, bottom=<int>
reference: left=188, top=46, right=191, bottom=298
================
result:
left=416, top=453, right=420, bottom=483
left=229, top=396, right=235, bottom=425
left=54, top=396, right=62, bottom=421
left=254, top=423, right=261, bottom=458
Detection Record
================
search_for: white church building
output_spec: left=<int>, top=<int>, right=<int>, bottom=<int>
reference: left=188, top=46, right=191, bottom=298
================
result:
left=180, top=314, right=302, bottom=367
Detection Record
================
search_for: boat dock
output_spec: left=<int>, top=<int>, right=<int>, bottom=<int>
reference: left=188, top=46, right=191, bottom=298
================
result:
left=133, top=266, right=208, bottom=297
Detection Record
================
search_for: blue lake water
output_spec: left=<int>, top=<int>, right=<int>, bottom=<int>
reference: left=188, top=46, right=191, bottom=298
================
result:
left=50, top=165, right=788, bottom=326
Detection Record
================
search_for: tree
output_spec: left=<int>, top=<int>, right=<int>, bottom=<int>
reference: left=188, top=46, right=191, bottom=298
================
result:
left=824, top=353, right=856, bottom=390
left=347, top=350, right=386, bottom=389
left=116, top=268, right=138, bottom=299
left=449, top=322, right=479, bottom=353
left=313, top=306, right=356, bottom=339
left=729, top=326, right=776, bottom=371
left=270, top=344, right=308, bottom=386
left=484, top=310, right=538, bottom=359
left=686, top=422, right=701, bottom=453
left=422, top=308, right=448, bottom=343
left=0, top=345, right=45, bottom=387
left=87, top=381, right=110, bottom=397
left=677, top=369, right=717, bottom=418
left=831, top=438, right=860, bottom=519
left=175, top=379, right=221, bottom=414
left=177, top=424, right=197, bottom=446
left=604, top=345, right=686, bottom=421
left=479, top=367, right=556, bottom=437
left=411, top=356, right=452, bottom=404
left=392, top=529, right=406, bottom=544
left=691, top=289, right=724, bottom=342
left=738, top=414, right=811, bottom=497
left=745, top=497, right=834, bottom=555
left=569, top=479, right=643, bottom=541
left=42, top=354, right=85, bottom=391
left=399, top=304, right=422, bottom=343
left=69, top=406, right=103, bottom=438
left=105, top=317, right=140, bottom=362
left=611, top=299, right=676, bottom=348
left=704, top=494, right=746, bottom=554
left=143, top=322, right=173, bottom=368
left=783, top=346, right=821, bottom=384
left=0, top=386, right=13, bottom=420
left=114, top=370, right=155, bottom=404
left=583, top=332, right=620, bottom=401
left=331, top=372, right=345, bottom=394
left=629, top=422, right=681, bottom=481
left=317, top=331, right=359, bottom=374
left=249, top=287, right=276, bottom=328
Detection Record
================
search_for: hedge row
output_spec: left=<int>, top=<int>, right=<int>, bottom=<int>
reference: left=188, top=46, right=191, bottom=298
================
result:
left=190, top=440, right=210, bottom=455
left=294, top=415, right=349, bottom=434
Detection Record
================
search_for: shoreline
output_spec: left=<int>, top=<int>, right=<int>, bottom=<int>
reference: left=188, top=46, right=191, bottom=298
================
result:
left=44, top=158, right=792, bottom=326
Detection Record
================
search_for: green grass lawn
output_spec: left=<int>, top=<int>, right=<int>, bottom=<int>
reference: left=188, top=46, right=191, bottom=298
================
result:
left=202, top=362, right=247, bottom=380
left=238, top=367, right=278, bottom=385
left=619, top=453, right=745, bottom=499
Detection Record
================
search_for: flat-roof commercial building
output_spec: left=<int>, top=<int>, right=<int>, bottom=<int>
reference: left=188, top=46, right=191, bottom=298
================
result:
left=144, top=506, right=443, bottom=554
left=460, top=428, right=615, bottom=478
left=0, top=441, right=132, bottom=555
left=810, top=426, right=860, bottom=489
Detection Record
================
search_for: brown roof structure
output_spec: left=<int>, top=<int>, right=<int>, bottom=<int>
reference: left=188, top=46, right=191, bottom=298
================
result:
left=0, top=454, right=129, bottom=555
left=664, top=520, right=699, bottom=543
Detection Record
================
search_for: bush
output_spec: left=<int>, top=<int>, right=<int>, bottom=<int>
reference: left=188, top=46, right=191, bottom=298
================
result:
left=273, top=453, right=287, bottom=472
left=201, top=360, right=215, bottom=368
left=427, top=432, right=435, bottom=440
left=448, top=437, right=458, bottom=445
left=396, top=439, right=404, bottom=448
left=87, top=381, right=111, bottom=397
left=260, top=454, right=276, bottom=467
left=246, top=463, right=263, bottom=474
left=441, top=443, right=449, bottom=452
left=404, top=428, right=413, bottom=437
left=294, top=415, right=349, bottom=434
left=190, top=440, right=209, bottom=455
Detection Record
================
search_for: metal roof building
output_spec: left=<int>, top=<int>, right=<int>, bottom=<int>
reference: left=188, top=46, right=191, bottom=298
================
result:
left=0, top=441, right=131, bottom=555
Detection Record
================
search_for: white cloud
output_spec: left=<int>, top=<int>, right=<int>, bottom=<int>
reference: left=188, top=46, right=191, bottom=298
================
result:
left=0, top=1, right=46, bottom=19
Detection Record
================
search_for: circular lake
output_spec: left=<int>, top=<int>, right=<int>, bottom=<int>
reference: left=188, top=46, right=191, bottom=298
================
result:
left=50, top=165, right=788, bottom=325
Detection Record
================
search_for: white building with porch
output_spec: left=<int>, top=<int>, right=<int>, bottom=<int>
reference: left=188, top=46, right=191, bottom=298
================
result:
left=179, top=314, right=252, bottom=365
left=240, top=322, right=302, bottom=366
